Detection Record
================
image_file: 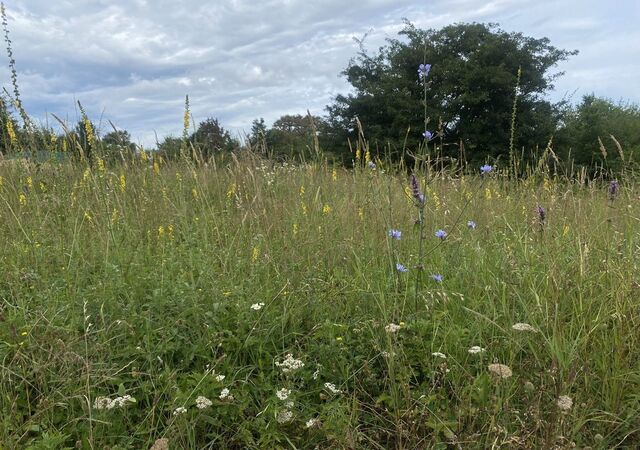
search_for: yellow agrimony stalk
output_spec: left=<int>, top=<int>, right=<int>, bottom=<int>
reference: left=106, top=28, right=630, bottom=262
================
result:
left=355, top=147, right=361, bottom=162
left=97, top=158, right=105, bottom=173
left=18, top=192, right=26, bottom=205
left=6, top=120, right=16, bottom=146
left=26, top=177, right=33, bottom=189
left=251, top=246, right=260, bottom=263
left=299, top=185, right=305, bottom=197
left=158, top=225, right=165, bottom=238
left=168, top=224, right=174, bottom=239
left=300, top=201, right=307, bottom=216
left=191, top=188, right=199, bottom=200
left=484, top=188, right=492, bottom=200
left=322, top=204, right=331, bottom=215
left=358, top=207, right=364, bottom=220
left=292, top=223, right=299, bottom=235
left=332, top=168, right=337, bottom=182
left=39, top=182, right=46, bottom=193
left=119, top=174, right=126, bottom=192
left=0, top=176, right=4, bottom=187
left=226, top=182, right=236, bottom=199
left=111, top=208, right=119, bottom=224
left=82, top=116, right=94, bottom=149
left=365, top=150, right=371, bottom=164
left=140, top=149, right=148, bottom=163
left=153, top=161, right=160, bottom=175
left=62, top=139, right=67, bottom=152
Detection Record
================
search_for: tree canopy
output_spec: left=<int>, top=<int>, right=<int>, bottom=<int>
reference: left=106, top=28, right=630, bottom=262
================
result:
left=327, top=21, right=577, bottom=163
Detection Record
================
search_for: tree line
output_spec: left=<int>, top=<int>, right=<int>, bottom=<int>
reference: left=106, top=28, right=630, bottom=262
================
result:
left=1, top=22, right=639, bottom=173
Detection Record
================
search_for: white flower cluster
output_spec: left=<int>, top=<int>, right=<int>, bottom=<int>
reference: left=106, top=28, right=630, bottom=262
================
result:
left=219, top=388, right=233, bottom=400
left=275, top=353, right=305, bottom=373
left=512, top=323, right=537, bottom=332
left=93, top=395, right=136, bottom=410
left=196, top=395, right=213, bottom=409
left=277, top=409, right=294, bottom=423
left=557, top=395, right=573, bottom=411
left=276, top=388, right=291, bottom=400
left=305, top=417, right=320, bottom=429
left=385, top=323, right=401, bottom=333
left=324, top=382, right=342, bottom=394
left=251, top=302, right=265, bottom=310
left=173, top=406, right=187, bottom=416
left=468, top=346, right=486, bottom=354
left=432, top=352, right=447, bottom=359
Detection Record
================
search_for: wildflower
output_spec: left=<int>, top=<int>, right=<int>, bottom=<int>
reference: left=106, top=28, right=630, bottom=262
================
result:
left=418, top=63, right=431, bottom=80
left=196, top=396, right=212, bottom=409
left=467, top=220, right=477, bottom=229
left=480, top=164, right=493, bottom=174
left=173, top=406, right=187, bottom=416
left=422, top=130, right=433, bottom=140
left=276, top=388, right=291, bottom=400
left=488, top=363, right=513, bottom=379
left=608, top=180, right=619, bottom=201
left=410, top=174, right=425, bottom=204
left=536, top=205, right=546, bottom=225
left=251, top=246, right=260, bottom=262
left=277, top=409, right=293, bottom=423
left=468, top=346, right=486, bottom=354
left=512, top=323, right=537, bottom=332
left=396, top=263, right=408, bottom=273
left=119, top=174, right=126, bottom=192
left=431, top=274, right=443, bottom=282
left=150, top=438, right=169, bottom=450
left=332, top=168, right=337, bottom=181
left=250, top=302, right=264, bottom=310
left=6, top=120, right=16, bottom=146
left=93, top=397, right=113, bottom=410
left=388, top=229, right=401, bottom=240
left=435, top=229, right=447, bottom=240
left=367, top=160, right=376, bottom=169
left=432, top=352, right=447, bottom=359
left=557, top=395, right=573, bottom=411
left=324, top=382, right=342, bottom=394
left=322, top=204, right=331, bottom=215
left=305, top=417, right=320, bottom=428
left=385, top=323, right=401, bottom=333
left=19, top=192, right=27, bottom=206
left=219, top=388, right=232, bottom=400
left=275, top=354, right=305, bottom=373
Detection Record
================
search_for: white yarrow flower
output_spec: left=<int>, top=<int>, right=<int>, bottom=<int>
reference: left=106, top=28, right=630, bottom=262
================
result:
left=512, top=323, right=537, bottom=332
left=488, top=363, right=513, bottom=379
left=276, top=388, right=291, bottom=400
left=215, top=374, right=226, bottom=382
left=432, top=352, right=447, bottom=359
left=468, top=346, right=486, bottom=354
left=305, top=417, right=320, bottom=428
left=195, top=396, right=212, bottom=409
left=385, top=323, right=401, bottom=333
left=275, top=353, right=305, bottom=373
left=173, top=406, right=187, bottom=415
left=219, top=388, right=232, bottom=400
left=276, top=409, right=294, bottom=423
left=324, top=382, right=342, bottom=394
left=557, top=395, right=573, bottom=411
left=251, top=302, right=265, bottom=310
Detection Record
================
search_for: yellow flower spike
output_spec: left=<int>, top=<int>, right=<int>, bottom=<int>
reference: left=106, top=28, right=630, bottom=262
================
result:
left=292, top=223, right=299, bottom=235
left=62, top=140, right=67, bottom=152
left=6, top=120, right=16, bottom=146
left=301, top=201, right=308, bottom=216
left=153, top=161, right=160, bottom=175
left=358, top=207, right=364, bottom=220
left=0, top=176, right=4, bottom=187
left=322, top=204, right=331, bottom=215
left=111, top=208, right=119, bottom=224
left=226, top=183, right=236, bottom=199
left=332, top=168, right=337, bottom=182
left=251, top=246, right=260, bottom=263
left=191, top=188, right=199, bottom=200
left=140, top=149, right=148, bottom=162
left=26, top=177, right=33, bottom=189
left=158, top=225, right=165, bottom=238
left=299, top=185, right=305, bottom=197
left=119, top=174, right=126, bottom=192
left=168, top=224, right=174, bottom=238
left=97, top=158, right=105, bottom=173
left=355, top=147, right=361, bottom=162
left=563, top=224, right=570, bottom=237
left=19, top=192, right=27, bottom=205
left=365, top=150, right=371, bottom=164
left=484, top=187, right=492, bottom=200
left=39, top=182, right=46, bottom=193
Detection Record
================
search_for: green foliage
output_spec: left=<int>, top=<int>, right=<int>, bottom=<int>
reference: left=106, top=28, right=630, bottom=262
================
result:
left=328, top=21, right=577, bottom=163
left=556, top=95, right=640, bottom=172
left=190, top=117, right=239, bottom=158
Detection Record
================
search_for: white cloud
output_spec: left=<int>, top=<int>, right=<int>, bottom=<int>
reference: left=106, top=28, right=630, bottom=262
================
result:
left=0, top=0, right=637, bottom=146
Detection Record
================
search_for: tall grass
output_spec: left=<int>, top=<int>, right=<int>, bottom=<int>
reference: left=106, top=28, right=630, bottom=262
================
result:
left=0, top=151, right=638, bottom=449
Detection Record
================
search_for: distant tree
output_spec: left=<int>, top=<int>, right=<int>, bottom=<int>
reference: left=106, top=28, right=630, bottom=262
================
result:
left=191, top=117, right=238, bottom=158
left=556, top=95, right=640, bottom=172
left=248, top=118, right=268, bottom=151
left=266, top=114, right=329, bottom=159
left=157, top=135, right=183, bottom=160
left=327, top=21, right=577, bottom=164
left=101, top=129, right=136, bottom=161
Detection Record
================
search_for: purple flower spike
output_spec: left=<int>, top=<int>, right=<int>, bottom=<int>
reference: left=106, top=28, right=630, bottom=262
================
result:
left=480, top=164, right=493, bottom=174
left=608, top=180, right=619, bottom=201
left=536, top=205, right=546, bottom=224
left=396, top=263, right=409, bottom=273
left=410, top=174, right=425, bottom=205
left=435, top=229, right=447, bottom=240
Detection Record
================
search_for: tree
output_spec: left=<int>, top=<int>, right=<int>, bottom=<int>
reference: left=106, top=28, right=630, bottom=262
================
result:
left=191, top=117, right=238, bottom=158
left=327, top=21, right=577, bottom=164
left=556, top=95, right=640, bottom=172
left=101, top=129, right=136, bottom=161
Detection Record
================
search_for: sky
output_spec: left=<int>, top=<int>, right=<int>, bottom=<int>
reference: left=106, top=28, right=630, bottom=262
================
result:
left=1, top=0, right=639, bottom=147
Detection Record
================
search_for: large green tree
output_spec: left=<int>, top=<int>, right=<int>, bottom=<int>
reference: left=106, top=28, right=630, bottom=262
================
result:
left=327, top=21, right=576, bottom=163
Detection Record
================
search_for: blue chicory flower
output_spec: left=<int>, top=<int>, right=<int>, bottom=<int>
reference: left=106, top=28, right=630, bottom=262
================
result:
left=467, top=220, right=477, bottom=229
left=422, top=130, right=433, bottom=140
left=431, top=274, right=443, bottom=282
left=396, top=263, right=409, bottom=273
left=480, top=164, right=493, bottom=174
left=418, top=63, right=431, bottom=80
left=388, top=229, right=402, bottom=240
left=435, top=229, right=447, bottom=240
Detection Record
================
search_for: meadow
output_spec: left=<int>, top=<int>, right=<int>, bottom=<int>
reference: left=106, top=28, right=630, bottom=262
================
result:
left=0, top=152, right=639, bottom=449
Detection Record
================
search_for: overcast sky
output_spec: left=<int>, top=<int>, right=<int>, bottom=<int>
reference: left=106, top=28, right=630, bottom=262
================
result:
left=1, top=0, right=639, bottom=147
